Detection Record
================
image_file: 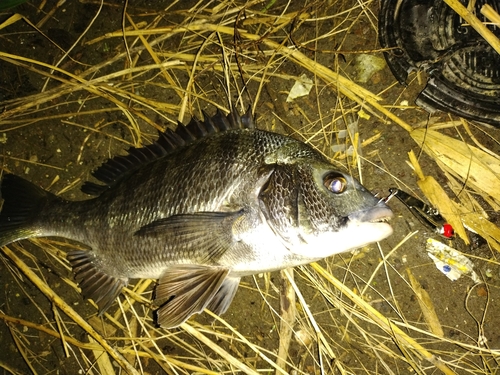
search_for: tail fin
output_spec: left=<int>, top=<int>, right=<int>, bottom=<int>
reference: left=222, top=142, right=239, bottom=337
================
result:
left=0, top=174, right=54, bottom=246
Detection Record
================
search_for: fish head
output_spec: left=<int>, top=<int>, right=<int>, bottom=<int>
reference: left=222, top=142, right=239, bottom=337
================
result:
left=259, top=159, right=393, bottom=259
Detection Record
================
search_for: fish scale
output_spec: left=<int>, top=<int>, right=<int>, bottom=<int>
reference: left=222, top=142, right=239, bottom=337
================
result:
left=0, top=108, right=393, bottom=328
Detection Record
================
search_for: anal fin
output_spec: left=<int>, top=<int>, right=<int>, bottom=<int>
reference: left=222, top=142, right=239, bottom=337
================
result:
left=67, top=250, right=128, bottom=314
left=154, top=265, right=229, bottom=328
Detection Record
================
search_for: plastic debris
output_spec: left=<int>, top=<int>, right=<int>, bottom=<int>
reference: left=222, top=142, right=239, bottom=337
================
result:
left=286, top=74, right=313, bottom=102
left=354, top=54, right=386, bottom=83
left=379, top=0, right=500, bottom=126
left=426, top=238, right=480, bottom=282
left=332, top=120, right=360, bottom=156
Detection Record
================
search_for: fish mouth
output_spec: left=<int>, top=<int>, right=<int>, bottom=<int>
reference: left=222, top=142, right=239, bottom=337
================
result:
left=344, top=204, right=394, bottom=243
left=348, top=204, right=394, bottom=224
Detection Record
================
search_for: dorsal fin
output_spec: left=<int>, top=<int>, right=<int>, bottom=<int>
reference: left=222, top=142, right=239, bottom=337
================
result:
left=81, top=107, right=256, bottom=195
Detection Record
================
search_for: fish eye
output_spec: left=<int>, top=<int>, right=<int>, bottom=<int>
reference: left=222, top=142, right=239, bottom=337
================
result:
left=323, top=173, right=347, bottom=194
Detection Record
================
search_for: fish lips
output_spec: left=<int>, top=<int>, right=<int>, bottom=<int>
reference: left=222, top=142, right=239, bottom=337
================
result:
left=348, top=203, right=393, bottom=223
left=345, top=203, right=394, bottom=241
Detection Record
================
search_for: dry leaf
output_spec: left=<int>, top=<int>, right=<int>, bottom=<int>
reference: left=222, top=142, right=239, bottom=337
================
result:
left=411, top=129, right=500, bottom=206
left=406, top=269, right=444, bottom=338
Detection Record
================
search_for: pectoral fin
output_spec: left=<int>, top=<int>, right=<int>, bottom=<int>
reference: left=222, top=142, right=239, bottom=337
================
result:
left=155, top=265, right=229, bottom=328
left=134, top=211, right=244, bottom=262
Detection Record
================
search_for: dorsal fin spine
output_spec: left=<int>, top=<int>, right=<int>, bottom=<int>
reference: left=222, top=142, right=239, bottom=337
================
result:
left=81, top=108, right=256, bottom=196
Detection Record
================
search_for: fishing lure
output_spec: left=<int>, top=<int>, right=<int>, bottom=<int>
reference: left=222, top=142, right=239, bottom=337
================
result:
left=384, top=188, right=454, bottom=239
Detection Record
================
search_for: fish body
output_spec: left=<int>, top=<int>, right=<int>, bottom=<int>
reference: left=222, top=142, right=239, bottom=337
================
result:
left=0, top=109, right=393, bottom=328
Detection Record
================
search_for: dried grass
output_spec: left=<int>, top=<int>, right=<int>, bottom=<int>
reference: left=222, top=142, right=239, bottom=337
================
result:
left=1, top=1, right=499, bottom=374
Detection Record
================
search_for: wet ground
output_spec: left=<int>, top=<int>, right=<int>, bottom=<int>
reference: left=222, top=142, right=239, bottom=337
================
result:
left=0, top=1, right=500, bottom=374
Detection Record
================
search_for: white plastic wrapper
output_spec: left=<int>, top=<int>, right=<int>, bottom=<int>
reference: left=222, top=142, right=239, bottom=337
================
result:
left=426, top=238, right=480, bottom=283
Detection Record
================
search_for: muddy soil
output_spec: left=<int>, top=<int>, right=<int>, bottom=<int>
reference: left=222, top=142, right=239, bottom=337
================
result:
left=0, top=1, right=499, bottom=374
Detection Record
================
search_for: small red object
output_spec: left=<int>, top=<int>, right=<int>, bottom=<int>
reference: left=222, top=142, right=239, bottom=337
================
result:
left=442, top=223, right=454, bottom=238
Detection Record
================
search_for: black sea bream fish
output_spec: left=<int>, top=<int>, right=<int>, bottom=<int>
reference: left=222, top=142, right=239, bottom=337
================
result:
left=0, top=109, right=393, bottom=328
